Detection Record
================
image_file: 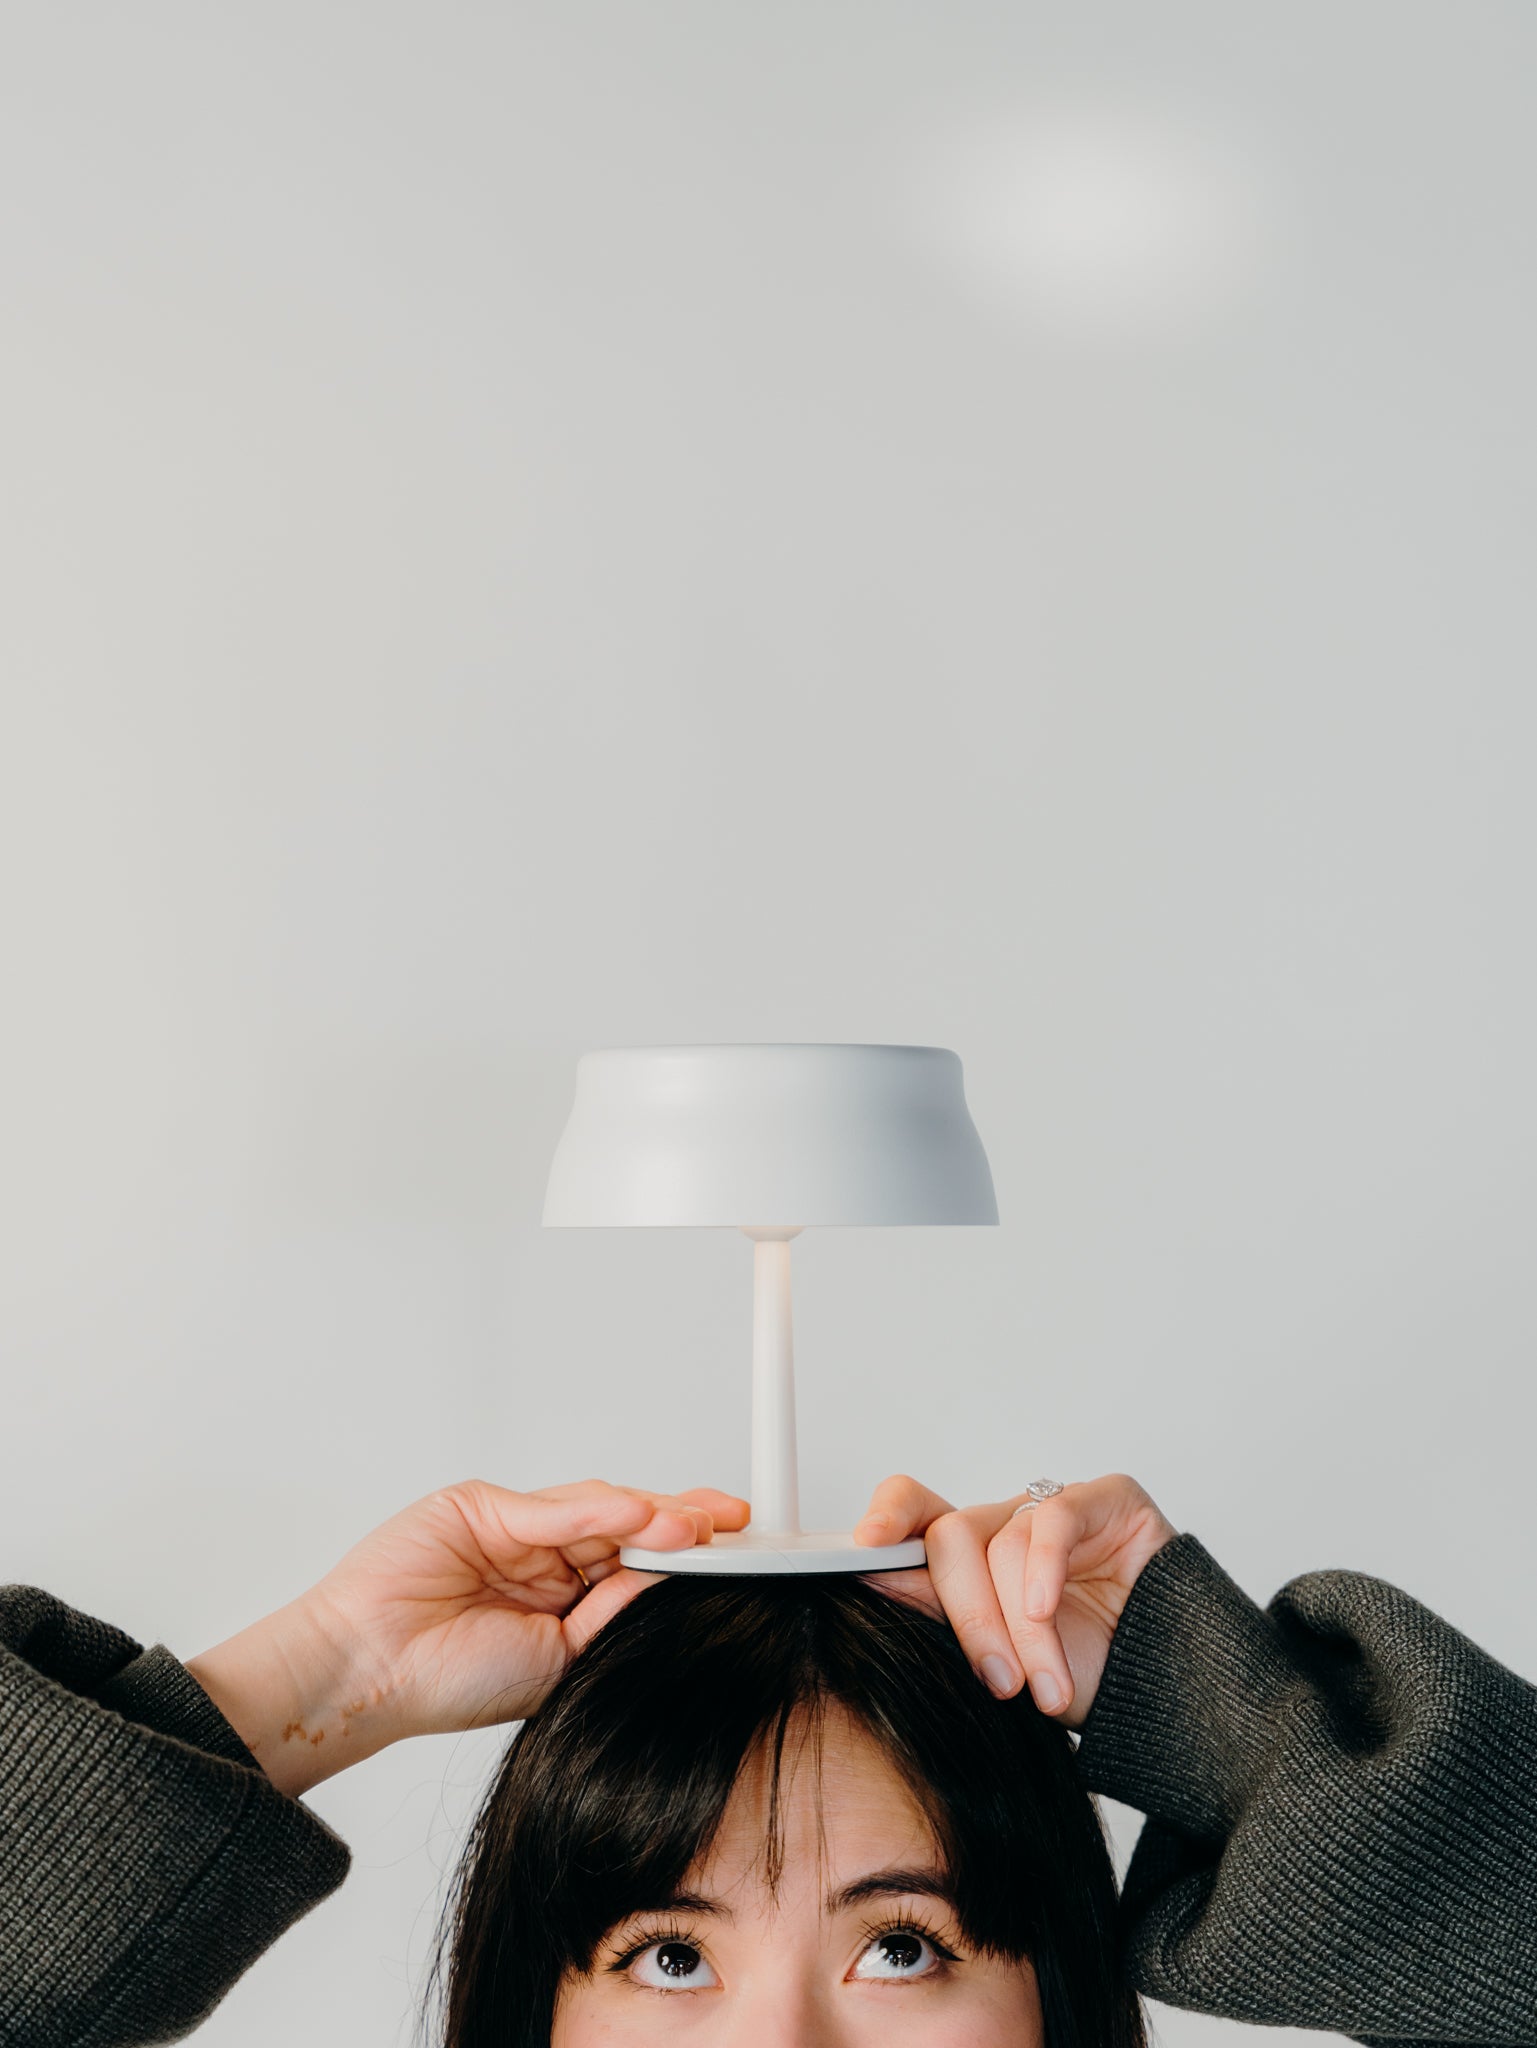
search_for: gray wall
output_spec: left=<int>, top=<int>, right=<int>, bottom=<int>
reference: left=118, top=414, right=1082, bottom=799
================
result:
left=2, top=5, right=1533, bottom=2044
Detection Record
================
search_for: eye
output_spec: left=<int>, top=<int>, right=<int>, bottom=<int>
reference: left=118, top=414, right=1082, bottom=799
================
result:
left=850, top=1927, right=945, bottom=1981
left=628, top=1939, right=720, bottom=1991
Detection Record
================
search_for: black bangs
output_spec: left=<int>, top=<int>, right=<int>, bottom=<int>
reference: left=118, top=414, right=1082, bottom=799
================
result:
left=436, top=1575, right=1146, bottom=2048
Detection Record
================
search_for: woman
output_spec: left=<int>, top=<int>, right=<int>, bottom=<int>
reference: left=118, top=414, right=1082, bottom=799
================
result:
left=1, top=1472, right=1533, bottom=2044
left=437, top=1524, right=1146, bottom=2046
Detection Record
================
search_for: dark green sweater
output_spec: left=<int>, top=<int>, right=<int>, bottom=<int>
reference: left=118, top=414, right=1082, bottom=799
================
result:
left=1, top=1536, right=1532, bottom=2044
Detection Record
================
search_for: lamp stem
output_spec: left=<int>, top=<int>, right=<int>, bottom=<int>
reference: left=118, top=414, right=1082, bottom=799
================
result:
left=747, top=1230, right=801, bottom=1537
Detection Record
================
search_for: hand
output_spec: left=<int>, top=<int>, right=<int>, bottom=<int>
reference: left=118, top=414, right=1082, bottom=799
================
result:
left=186, top=1477, right=748, bottom=1798
left=853, top=1472, right=1176, bottom=1728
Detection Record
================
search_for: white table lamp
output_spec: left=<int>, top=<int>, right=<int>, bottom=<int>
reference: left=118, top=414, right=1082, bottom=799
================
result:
left=543, top=1043, right=997, bottom=1573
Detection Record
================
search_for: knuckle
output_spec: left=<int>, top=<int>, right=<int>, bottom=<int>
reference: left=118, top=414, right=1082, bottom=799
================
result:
left=431, top=1480, right=490, bottom=1527
left=949, top=1602, right=998, bottom=1639
left=441, top=1478, right=487, bottom=1505
left=1008, top=1623, right=1051, bottom=1659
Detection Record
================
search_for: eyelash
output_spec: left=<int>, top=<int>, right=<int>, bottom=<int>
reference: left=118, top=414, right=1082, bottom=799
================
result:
left=855, top=1910, right=963, bottom=1970
left=605, top=1920, right=705, bottom=1974
left=604, top=1912, right=964, bottom=1977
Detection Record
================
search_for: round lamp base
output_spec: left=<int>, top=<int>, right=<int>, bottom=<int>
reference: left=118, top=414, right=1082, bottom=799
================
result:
left=618, top=1529, right=927, bottom=1576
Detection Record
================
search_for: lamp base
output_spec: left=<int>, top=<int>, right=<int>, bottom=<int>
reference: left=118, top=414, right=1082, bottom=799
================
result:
left=618, top=1528, right=927, bottom=1575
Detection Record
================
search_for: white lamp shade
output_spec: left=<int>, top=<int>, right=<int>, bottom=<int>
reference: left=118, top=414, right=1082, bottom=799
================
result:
left=542, top=1043, right=998, bottom=1227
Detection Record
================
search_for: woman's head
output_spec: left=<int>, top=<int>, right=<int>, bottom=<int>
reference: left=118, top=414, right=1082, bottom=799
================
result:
left=439, top=1572, right=1144, bottom=2047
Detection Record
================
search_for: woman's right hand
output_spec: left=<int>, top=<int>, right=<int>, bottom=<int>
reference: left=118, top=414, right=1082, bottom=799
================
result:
left=854, top=1471, right=1176, bottom=1728
left=186, top=1477, right=747, bottom=1798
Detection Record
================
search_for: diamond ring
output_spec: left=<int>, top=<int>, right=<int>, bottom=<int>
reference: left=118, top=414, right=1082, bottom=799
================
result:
left=1011, top=1478, right=1065, bottom=1516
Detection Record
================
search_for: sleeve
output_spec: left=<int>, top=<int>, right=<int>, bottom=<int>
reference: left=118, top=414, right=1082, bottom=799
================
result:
left=0, top=1583, right=351, bottom=2048
left=1072, top=1534, right=1537, bottom=2046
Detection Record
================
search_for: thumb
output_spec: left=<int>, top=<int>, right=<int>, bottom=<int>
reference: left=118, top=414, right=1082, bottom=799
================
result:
left=560, top=1566, right=665, bottom=1660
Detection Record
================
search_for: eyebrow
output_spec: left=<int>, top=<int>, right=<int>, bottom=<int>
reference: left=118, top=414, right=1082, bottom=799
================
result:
left=825, top=1866, right=957, bottom=1915
left=633, top=1866, right=956, bottom=1926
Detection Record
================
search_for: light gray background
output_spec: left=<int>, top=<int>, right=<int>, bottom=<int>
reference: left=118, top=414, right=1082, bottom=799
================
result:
left=2, top=5, right=1533, bottom=2044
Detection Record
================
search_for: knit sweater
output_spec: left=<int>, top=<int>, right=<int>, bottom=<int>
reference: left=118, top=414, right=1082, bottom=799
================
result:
left=1073, top=1536, right=1537, bottom=2044
left=1, top=1536, right=1532, bottom=2045
left=0, top=1586, right=348, bottom=2045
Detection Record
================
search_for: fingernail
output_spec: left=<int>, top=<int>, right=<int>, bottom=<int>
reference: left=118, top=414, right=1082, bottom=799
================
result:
left=1026, top=1578, right=1048, bottom=1617
left=856, top=1515, right=888, bottom=1543
left=981, top=1654, right=1020, bottom=1697
left=1033, top=1671, right=1063, bottom=1712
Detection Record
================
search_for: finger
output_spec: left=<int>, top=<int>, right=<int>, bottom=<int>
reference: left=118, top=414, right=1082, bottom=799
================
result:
left=616, top=1503, right=709, bottom=1550
left=674, top=1486, right=751, bottom=1531
left=987, top=1500, right=1081, bottom=1715
left=574, top=1552, right=628, bottom=1585
left=622, top=1494, right=726, bottom=1545
left=1016, top=1491, right=1089, bottom=1622
left=560, top=1502, right=711, bottom=1571
left=858, top=1565, right=945, bottom=1622
left=558, top=1481, right=751, bottom=1574
left=608, top=1484, right=744, bottom=1546
left=561, top=1566, right=665, bottom=1656
left=853, top=1473, right=956, bottom=1547
left=923, top=1507, right=1025, bottom=1700
left=454, top=1479, right=689, bottom=1556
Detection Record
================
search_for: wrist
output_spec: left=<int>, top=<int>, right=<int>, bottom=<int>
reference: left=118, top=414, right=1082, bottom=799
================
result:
left=185, top=1589, right=401, bottom=1799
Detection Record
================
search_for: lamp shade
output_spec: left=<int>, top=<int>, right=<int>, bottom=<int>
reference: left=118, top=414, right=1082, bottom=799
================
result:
left=542, top=1043, right=997, bottom=1228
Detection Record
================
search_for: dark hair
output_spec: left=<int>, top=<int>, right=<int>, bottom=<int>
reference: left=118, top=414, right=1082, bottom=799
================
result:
left=437, top=1573, right=1145, bottom=2047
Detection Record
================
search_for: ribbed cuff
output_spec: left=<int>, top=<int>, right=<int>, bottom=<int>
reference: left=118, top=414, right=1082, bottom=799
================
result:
left=96, top=1645, right=262, bottom=1770
left=1073, top=1532, right=1309, bottom=1839
left=0, top=1582, right=143, bottom=1693
left=67, top=1737, right=353, bottom=2048
left=1, top=1589, right=351, bottom=2046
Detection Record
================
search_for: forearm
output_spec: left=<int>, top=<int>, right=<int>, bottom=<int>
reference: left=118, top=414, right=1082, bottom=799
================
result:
left=1, top=1584, right=350, bottom=2046
left=1075, top=1536, right=1537, bottom=2044
left=185, top=1589, right=400, bottom=1799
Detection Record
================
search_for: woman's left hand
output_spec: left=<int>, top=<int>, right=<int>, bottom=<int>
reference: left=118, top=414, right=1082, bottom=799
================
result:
left=854, top=1471, right=1176, bottom=1727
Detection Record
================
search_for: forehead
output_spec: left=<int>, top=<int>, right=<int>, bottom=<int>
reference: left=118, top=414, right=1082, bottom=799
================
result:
left=689, top=1702, right=939, bottom=1905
